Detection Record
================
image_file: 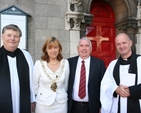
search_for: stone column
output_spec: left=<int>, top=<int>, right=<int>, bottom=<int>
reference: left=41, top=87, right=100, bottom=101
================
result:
left=65, top=12, right=85, bottom=56
left=65, top=0, right=84, bottom=57
left=136, top=2, right=141, bottom=54
left=65, top=0, right=93, bottom=57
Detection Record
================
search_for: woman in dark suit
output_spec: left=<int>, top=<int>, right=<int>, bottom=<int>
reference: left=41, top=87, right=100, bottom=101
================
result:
left=68, top=37, right=106, bottom=113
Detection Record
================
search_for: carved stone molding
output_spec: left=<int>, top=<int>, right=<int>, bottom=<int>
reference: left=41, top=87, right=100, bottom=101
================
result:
left=65, top=11, right=93, bottom=30
left=65, top=11, right=85, bottom=30
left=83, top=13, right=93, bottom=26
left=114, top=18, right=137, bottom=31
left=117, top=23, right=137, bottom=31
left=66, top=0, right=93, bottom=31
left=137, top=6, right=141, bottom=19
left=69, top=0, right=83, bottom=12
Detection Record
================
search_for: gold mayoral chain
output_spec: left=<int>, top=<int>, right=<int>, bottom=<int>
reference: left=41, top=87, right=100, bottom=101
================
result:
left=40, top=59, right=65, bottom=92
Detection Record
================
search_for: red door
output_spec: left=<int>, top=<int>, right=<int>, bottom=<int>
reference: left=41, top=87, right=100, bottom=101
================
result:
left=86, top=1, right=116, bottom=67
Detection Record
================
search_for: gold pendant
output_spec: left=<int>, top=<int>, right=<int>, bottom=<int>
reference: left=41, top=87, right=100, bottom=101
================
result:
left=50, top=82, right=57, bottom=92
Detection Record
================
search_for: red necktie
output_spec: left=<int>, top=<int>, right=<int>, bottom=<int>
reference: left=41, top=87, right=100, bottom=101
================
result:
left=78, top=60, right=86, bottom=99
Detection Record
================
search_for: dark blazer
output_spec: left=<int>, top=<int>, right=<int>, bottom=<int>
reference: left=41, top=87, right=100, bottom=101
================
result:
left=68, top=56, right=106, bottom=113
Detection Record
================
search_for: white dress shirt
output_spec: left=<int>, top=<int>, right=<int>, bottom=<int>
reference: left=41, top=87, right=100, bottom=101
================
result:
left=72, top=56, right=90, bottom=102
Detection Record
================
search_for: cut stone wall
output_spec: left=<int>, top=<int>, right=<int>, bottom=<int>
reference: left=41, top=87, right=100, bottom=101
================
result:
left=0, top=0, right=70, bottom=62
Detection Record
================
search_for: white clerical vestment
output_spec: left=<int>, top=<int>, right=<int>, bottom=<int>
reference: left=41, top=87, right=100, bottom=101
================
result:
left=7, top=49, right=35, bottom=113
left=100, top=57, right=141, bottom=113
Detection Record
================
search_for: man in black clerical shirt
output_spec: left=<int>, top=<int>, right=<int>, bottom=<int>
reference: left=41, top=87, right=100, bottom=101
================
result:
left=100, top=33, right=141, bottom=113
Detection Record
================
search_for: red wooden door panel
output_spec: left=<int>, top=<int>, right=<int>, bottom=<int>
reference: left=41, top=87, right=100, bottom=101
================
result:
left=86, top=1, right=116, bottom=67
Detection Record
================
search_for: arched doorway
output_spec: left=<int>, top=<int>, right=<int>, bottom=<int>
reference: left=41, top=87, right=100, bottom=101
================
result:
left=86, top=1, right=116, bottom=67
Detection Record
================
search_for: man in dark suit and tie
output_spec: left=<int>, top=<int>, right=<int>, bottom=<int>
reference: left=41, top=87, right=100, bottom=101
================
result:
left=68, top=37, right=106, bottom=113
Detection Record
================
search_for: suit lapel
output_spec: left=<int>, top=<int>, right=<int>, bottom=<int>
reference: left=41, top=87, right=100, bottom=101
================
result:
left=70, top=56, right=79, bottom=86
left=88, top=56, right=96, bottom=83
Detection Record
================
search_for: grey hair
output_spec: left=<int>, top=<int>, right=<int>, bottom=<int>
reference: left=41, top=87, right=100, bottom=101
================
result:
left=2, top=24, right=22, bottom=37
left=77, top=37, right=92, bottom=48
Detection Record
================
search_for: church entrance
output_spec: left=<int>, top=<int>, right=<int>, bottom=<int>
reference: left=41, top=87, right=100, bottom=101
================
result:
left=86, top=1, right=116, bottom=67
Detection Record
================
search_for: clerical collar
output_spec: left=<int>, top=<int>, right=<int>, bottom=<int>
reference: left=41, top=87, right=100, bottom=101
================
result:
left=120, top=55, right=131, bottom=65
left=4, top=47, right=17, bottom=58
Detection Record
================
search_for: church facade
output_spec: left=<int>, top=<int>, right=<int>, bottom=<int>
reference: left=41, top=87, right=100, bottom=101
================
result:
left=0, top=0, right=140, bottom=66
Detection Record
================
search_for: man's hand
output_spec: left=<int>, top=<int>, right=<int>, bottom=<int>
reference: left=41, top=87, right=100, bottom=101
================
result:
left=115, top=84, right=130, bottom=97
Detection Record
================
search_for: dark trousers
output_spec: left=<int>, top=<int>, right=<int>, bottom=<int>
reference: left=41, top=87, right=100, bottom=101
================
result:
left=70, top=101, right=90, bottom=113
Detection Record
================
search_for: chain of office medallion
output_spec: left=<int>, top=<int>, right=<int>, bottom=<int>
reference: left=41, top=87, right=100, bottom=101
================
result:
left=40, top=59, right=65, bottom=82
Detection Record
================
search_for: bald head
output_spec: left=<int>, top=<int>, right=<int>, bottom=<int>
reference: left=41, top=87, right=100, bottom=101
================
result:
left=115, top=33, right=131, bottom=43
left=115, top=33, right=132, bottom=59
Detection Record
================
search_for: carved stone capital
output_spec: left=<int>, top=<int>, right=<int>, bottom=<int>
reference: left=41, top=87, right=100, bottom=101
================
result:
left=117, top=23, right=137, bottom=31
left=65, top=11, right=85, bottom=30
left=83, top=13, right=94, bottom=25
left=115, top=18, right=137, bottom=31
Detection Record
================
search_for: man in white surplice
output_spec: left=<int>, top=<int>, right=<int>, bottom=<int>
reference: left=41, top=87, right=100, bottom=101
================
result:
left=0, top=24, right=35, bottom=113
left=100, top=33, right=141, bottom=113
